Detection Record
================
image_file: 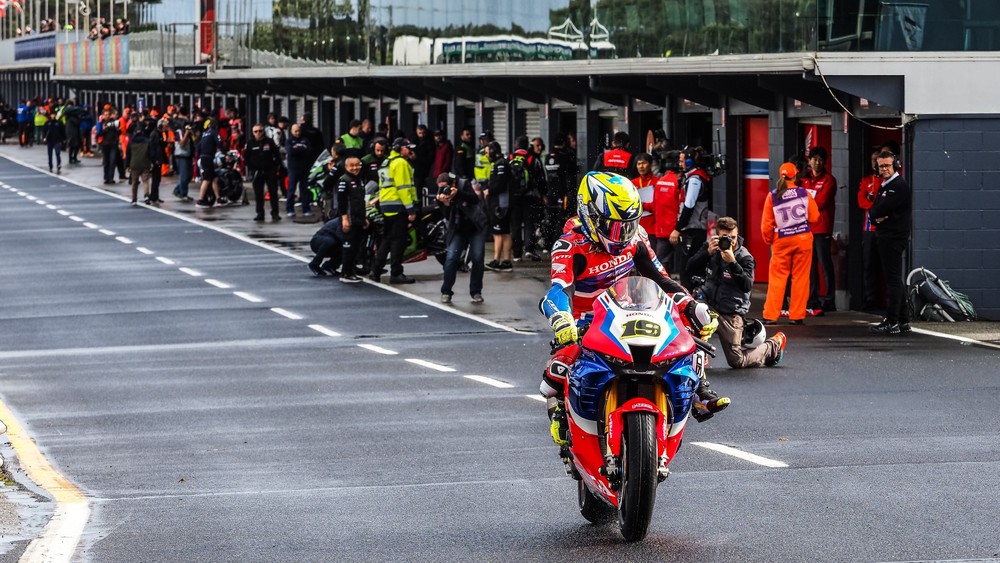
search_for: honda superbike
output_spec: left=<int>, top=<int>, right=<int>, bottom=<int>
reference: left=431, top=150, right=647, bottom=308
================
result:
left=557, top=276, right=713, bottom=541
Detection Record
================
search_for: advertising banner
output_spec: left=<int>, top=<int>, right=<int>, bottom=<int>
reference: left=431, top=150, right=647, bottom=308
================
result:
left=56, top=36, right=129, bottom=75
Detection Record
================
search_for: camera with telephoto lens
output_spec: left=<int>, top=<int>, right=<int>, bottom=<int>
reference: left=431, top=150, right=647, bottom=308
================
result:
left=718, top=235, right=733, bottom=251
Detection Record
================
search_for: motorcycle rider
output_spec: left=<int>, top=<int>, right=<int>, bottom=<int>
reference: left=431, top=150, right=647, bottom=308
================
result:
left=540, top=172, right=729, bottom=446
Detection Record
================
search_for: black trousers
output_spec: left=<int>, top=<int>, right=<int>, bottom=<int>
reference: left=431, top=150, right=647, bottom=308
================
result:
left=116, top=147, right=126, bottom=178
left=373, top=213, right=409, bottom=277
left=655, top=237, right=676, bottom=270
left=678, top=229, right=707, bottom=290
left=341, top=226, right=366, bottom=277
left=877, top=235, right=910, bottom=325
left=862, top=230, right=884, bottom=308
left=252, top=170, right=280, bottom=218
left=150, top=165, right=162, bottom=200
left=510, top=195, right=541, bottom=257
left=309, top=233, right=342, bottom=271
left=101, top=147, right=117, bottom=182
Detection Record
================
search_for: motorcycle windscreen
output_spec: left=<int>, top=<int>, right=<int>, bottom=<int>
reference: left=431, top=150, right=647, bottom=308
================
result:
left=583, top=277, right=695, bottom=363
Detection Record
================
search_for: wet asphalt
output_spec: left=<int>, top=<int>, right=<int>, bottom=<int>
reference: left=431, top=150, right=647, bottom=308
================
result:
left=0, top=147, right=998, bottom=561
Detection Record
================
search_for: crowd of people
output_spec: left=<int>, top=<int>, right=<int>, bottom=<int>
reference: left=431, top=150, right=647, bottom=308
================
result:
left=7, top=17, right=128, bottom=37
left=3, top=93, right=916, bottom=453
left=1, top=94, right=907, bottom=330
left=87, top=18, right=130, bottom=40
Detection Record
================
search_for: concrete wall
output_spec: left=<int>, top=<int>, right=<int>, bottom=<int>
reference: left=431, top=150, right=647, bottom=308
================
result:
left=911, top=117, right=1000, bottom=320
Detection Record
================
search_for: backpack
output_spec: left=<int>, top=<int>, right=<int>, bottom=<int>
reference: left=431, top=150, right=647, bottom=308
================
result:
left=907, top=267, right=976, bottom=322
left=509, top=153, right=531, bottom=196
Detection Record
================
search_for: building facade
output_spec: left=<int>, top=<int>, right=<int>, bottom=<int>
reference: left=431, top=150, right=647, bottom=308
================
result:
left=3, top=0, right=1000, bottom=318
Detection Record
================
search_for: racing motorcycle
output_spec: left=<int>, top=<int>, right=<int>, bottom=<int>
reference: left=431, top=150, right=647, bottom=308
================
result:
left=558, top=276, right=714, bottom=541
left=202, top=150, right=246, bottom=206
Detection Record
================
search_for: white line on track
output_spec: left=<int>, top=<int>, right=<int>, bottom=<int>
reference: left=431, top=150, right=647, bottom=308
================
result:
left=25, top=195, right=36, bottom=201
left=115, top=236, right=133, bottom=244
left=20, top=503, right=90, bottom=563
left=35, top=199, right=46, bottom=204
left=178, top=267, right=203, bottom=277
left=399, top=315, right=429, bottom=319
left=136, top=247, right=154, bottom=255
left=0, top=151, right=533, bottom=336
left=205, top=279, right=230, bottom=289
left=16, top=191, right=26, bottom=196
left=405, top=358, right=456, bottom=372
left=690, top=442, right=789, bottom=468
left=357, top=343, right=398, bottom=355
left=69, top=216, right=85, bottom=222
left=464, top=375, right=514, bottom=389
left=46, top=204, right=57, bottom=210
left=525, top=394, right=547, bottom=402
left=83, top=222, right=99, bottom=229
left=99, top=229, right=115, bottom=236
left=270, top=308, right=303, bottom=320
left=155, top=257, right=176, bottom=265
left=308, top=324, right=342, bottom=338
left=233, top=291, right=263, bottom=303
left=57, top=210, right=71, bottom=216
left=909, top=327, right=1000, bottom=351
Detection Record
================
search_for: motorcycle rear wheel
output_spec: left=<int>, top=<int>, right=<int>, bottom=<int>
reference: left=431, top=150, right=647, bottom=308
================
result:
left=578, top=480, right=615, bottom=524
left=618, top=411, right=658, bottom=542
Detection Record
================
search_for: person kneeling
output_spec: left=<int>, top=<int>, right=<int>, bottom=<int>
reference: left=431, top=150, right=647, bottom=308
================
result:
left=687, top=216, right=786, bottom=368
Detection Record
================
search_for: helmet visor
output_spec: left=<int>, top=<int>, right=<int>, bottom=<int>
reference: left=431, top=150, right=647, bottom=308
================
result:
left=596, top=215, right=639, bottom=246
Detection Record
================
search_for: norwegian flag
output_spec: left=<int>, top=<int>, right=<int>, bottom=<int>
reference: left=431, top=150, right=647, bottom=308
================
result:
left=0, top=0, right=22, bottom=17
left=804, top=125, right=817, bottom=155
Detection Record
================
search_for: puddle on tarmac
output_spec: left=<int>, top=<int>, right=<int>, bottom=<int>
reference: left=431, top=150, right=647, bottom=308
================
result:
left=0, top=470, right=54, bottom=557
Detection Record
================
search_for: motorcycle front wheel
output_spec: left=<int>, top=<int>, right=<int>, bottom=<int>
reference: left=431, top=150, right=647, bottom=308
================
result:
left=578, top=480, right=615, bottom=524
left=618, top=411, right=658, bottom=542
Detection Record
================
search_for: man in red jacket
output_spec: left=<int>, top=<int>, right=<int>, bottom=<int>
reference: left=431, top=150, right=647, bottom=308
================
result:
left=592, top=131, right=638, bottom=178
left=652, top=150, right=682, bottom=265
left=802, top=146, right=837, bottom=314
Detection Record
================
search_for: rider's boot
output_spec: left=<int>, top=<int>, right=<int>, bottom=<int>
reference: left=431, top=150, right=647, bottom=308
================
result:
left=546, top=397, right=569, bottom=446
left=692, top=377, right=731, bottom=422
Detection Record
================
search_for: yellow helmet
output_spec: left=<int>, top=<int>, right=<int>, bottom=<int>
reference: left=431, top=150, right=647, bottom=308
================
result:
left=577, top=172, right=642, bottom=255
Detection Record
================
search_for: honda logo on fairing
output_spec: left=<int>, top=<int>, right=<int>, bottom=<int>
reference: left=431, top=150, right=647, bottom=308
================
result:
left=587, top=251, right=633, bottom=275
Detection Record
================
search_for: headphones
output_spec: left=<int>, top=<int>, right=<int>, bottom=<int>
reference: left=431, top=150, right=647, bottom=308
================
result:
left=682, top=146, right=703, bottom=170
left=876, top=151, right=901, bottom=172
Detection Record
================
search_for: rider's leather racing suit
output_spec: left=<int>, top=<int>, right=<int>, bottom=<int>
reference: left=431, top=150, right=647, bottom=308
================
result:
left=539, top=217, right=708, bottom=399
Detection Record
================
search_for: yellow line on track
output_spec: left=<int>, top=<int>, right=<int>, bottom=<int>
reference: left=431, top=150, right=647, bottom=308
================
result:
left=0, top=399, right=89, bottom=562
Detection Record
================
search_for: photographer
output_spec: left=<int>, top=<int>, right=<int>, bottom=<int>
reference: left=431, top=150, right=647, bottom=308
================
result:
left=687, top=216, right=786, bottom=368
left=436, top=172, right=488, bottom=304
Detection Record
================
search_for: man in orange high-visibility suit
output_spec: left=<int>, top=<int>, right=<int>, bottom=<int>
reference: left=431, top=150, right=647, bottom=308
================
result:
left=761, top=162, right=819, bottom=325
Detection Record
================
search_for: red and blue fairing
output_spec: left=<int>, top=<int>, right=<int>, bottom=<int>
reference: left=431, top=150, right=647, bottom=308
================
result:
left=563, top=277, right=703, bottom=508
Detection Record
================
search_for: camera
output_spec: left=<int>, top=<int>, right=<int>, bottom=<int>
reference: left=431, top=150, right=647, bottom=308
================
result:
left=718, top=235, right=732, bottom=251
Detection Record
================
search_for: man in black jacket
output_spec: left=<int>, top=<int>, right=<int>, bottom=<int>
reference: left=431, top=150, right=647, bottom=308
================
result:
left=436, top=172, right=488, bottom=303
left=337, top=156, right=369, bottom=283
left=687, top=216, right=786, bottom=368
left=245, top=123, right=282, bottom=222
left=869, top=151, right=912, bottom=335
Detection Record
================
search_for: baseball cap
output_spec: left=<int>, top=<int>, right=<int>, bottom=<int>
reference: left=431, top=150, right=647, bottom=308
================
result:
left=436, top=172, right=454, bottom=185
left=779, top=162, right=798, bottom=179
left=393, top=138, right=416, bottom=150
